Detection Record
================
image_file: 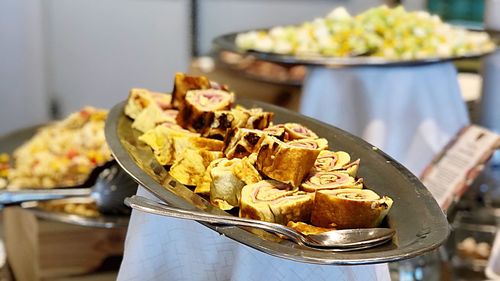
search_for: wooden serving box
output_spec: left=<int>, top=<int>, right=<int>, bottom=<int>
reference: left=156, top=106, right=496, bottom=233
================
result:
left=3, top=207, right=126, bottom=281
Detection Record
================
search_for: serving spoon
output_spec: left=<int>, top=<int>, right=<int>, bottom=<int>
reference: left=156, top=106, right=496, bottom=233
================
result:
left=124, top=195, right=395, bottom=250
left=0, top=161, right=138, bottom=215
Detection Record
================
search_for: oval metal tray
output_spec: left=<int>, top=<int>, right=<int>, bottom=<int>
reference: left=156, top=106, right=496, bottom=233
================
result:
left=0, top=125, right=129, bottom=228
left=21, top=198, right=129, bottom=228
left=213, top=32, right=496, bottom=67
left=105, top=100, right=449, bottom=265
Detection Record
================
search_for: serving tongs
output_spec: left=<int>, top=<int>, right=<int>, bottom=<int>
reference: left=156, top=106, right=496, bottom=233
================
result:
left=125, top=195, right=395, bottom=250
left=0, top=161, right=138, bottom=215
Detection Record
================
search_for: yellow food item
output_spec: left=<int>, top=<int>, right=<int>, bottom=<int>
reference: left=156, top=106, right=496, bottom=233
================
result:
left=235, top=6, right=495, bottom=59
left=169, top=149, right=223, bottom=186
left=8, top=107, right=113, bottom=189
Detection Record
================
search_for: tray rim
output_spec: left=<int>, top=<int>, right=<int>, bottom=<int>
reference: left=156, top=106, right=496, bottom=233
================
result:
left=22, top=202, right=130, bottom=228
left=105, top=99, right=450, bottom=265
left=213, top=31, right=496, bottom=67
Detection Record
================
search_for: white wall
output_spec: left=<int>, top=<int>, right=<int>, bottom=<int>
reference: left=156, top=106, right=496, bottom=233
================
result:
left=0, top=0, right=426, bottom=133
left=44, top=0, right=191, bottom=116
left=198, top=0, right=384, bottom=55
left=0, top=0, right=50, bottom=134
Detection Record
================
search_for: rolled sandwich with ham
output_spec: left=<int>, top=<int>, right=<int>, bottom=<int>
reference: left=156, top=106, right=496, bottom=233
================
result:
left=132, top=103, right=178, bottom=133
left=169, top=149, right=223, bottom=186
left=313, top=150, right=360, bottom=177
left=209, top=159, right=246, bottom=210
left=301, top=171, right=363, bottom=192
left=283, top=123, right=318, bottom=140
left=125, top=88, right=173, bottom=119
left=263, top=124, right=287, bottom=141
left=240, top=180, right=313, bottom=225
left=176, top=89, right=234, bottom=132
left=139, top=123, right=223, bottom=166
left=287, top=138, right=329, bottom=150
left=171, top=73, right=211, bottom=109
left=244, top=107, right=274, bottom=131
left=200, top=107, right=273, bottom=140
left=256, top=136, right=322, bottom=187
left=196, top=154, right=261, bottom=196
left=311, top=188, right=393, bottom=229
left=224, top=128, right=267, bottom=159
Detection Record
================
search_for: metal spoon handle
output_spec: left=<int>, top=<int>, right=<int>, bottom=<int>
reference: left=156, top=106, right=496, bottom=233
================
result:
left=0, top=188, right=92, bottom=205
left=125, top=195, right=306, bottom=245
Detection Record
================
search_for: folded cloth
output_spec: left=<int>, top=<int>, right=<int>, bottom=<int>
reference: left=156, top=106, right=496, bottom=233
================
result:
left=300, top=62, right=469, bottom=175
left=117, top=187, right=390, bottom=281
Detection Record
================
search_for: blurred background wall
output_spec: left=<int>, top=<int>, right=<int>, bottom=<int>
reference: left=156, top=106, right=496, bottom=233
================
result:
left=1, top=0, right=427, bottom=134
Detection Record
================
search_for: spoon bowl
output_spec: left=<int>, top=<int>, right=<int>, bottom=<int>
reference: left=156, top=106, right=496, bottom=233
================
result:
left=125, top=195, right=395, bottom=250
left=0, top=161, right=138, bottom=215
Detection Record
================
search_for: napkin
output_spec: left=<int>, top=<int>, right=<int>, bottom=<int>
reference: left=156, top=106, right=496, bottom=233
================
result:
left=117, top=187, right=390, bottom=281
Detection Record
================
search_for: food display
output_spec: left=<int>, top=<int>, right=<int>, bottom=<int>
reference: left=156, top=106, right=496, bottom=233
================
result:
left=1, top=108, right=113, bottom=217
left=235, top=5, right=495, bottom=60
left=125, top=72, right=393, bottom=236
left=7, top=107, right=113, bottom=189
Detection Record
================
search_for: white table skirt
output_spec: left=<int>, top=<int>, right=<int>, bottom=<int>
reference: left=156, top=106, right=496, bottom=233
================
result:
left=480, top=51, right=500, bottom=135
left=118, top=187, right=390, bottom=281
left=300, top=62, right=469, bottom=175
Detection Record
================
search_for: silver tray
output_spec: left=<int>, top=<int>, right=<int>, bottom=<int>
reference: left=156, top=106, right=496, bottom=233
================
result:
left=20, top=198, right=129, bottom=228
left=213, top=32, right=496, bottom=67
left=105, top=100, right=449, bottom=265
left=0, top=125, right=129, bottom=228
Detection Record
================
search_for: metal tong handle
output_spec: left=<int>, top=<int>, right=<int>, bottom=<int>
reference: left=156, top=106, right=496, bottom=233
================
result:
left=0, top=188, right=92, bottom=205
left=125, top=195, right=307, bottom=245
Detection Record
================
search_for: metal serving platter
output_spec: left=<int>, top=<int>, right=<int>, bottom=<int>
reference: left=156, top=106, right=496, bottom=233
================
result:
left=0, top=125, right=129, bottom=228
left=20, top=198, right=129, bottom=228
left=213, top=32, right=496, bottom=67
left=105, top=100, right=449, bottom=265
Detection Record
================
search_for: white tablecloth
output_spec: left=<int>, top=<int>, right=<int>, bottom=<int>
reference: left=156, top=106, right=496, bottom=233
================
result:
left=118, top=61, right=468, bottom=281
left=300, top=62, right=469, bottom=175
left=480, top=51, right=500, bottom=135
left=118, top=187, right=390, bottom=281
